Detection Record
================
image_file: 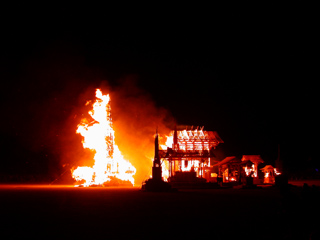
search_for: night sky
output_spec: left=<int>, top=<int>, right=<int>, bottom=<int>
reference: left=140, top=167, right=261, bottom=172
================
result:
left=0, top=4, right=317, bottom=182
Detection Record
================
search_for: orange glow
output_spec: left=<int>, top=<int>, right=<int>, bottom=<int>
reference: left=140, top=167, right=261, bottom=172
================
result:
left=72, top=89, right=136, bottom=186
left=229, top=176, right=237, bottom=181
left=159, top=128, right=220, bottom=180
left=274, top=168, right=281, bottom=176
left=164, top=133, right=173, bottom=149
left=244, top=164, right=257, bottom=177
left=157, top=134, right=171, bottom=181
left=160, top=132, right=173, bottom=150
left=161, top=160, right=169, bottom=181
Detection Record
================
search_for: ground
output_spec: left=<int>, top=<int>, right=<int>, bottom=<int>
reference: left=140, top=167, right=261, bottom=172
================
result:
left=0, top=184, right=319, bottom=239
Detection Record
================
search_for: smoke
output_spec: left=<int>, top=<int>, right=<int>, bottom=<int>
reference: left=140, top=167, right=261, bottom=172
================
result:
left=57, top=77, right=174, bottom=185
left=2, top=41, right=174, bottom=184
left=108, top=77, right=174, bottom=185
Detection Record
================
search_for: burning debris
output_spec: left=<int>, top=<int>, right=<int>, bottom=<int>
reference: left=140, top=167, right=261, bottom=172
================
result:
left=72, top=89, right=136, bottom=187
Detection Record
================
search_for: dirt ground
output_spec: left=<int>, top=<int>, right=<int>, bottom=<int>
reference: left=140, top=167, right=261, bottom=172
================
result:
left=0, top=185, right=319, bottom=239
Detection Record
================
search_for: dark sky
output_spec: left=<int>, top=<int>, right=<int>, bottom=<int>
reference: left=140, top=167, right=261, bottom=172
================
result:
left=0, top=4, right=317, bottom=179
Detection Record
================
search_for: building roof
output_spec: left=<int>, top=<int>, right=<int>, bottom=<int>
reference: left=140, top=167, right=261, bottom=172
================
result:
left=176, top=129, right=223, bottom=143
left=241, top=155, right=264, bottom=163
left=260, top=165, right=274, bottom=172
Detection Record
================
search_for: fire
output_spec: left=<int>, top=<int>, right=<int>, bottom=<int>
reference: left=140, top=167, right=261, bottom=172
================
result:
left=274, top=168, right=281, bottom=176
left=229, top=176, right=237, bottom=181
left=244, top=164, right=257, bottom=177
left=72, top=89, right=136, bottom=187
left=158, top=134, right=172, bottom=181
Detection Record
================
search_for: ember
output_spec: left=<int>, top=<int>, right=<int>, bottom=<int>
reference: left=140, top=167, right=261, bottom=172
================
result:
left=72, top=89, right=136, bottom=187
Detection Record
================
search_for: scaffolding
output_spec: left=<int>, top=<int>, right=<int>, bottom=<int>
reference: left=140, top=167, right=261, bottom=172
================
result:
left=159, top=126, right=223, bottom=182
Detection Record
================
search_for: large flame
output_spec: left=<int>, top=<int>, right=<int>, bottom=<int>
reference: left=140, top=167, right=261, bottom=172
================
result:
left=72, top=89, right=136, bottom=187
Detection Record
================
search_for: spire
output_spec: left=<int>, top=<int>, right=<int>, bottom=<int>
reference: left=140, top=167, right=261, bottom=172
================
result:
left=154, top=129, right=159, bottom=163
left=152, top=129, right=162, bottom=181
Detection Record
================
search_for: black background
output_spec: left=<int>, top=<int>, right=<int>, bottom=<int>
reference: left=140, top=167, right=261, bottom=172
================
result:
left=0, top=3, right=317, bottom=181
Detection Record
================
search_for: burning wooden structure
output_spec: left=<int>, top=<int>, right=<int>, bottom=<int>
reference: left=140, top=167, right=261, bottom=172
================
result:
left=158, top=126, right=224, bottom=186
left=72, top=89, right=136, bottom=187
left=209, top=155, right=265, bottom=185
left=155, top=126, right=277, bottom=187
left=261, top=165, right=281, bottom=184
left=143, top=126, right=283, bottom=189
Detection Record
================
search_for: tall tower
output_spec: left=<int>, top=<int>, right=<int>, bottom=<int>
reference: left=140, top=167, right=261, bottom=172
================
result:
left=152, top=130, right=162, bottom=181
